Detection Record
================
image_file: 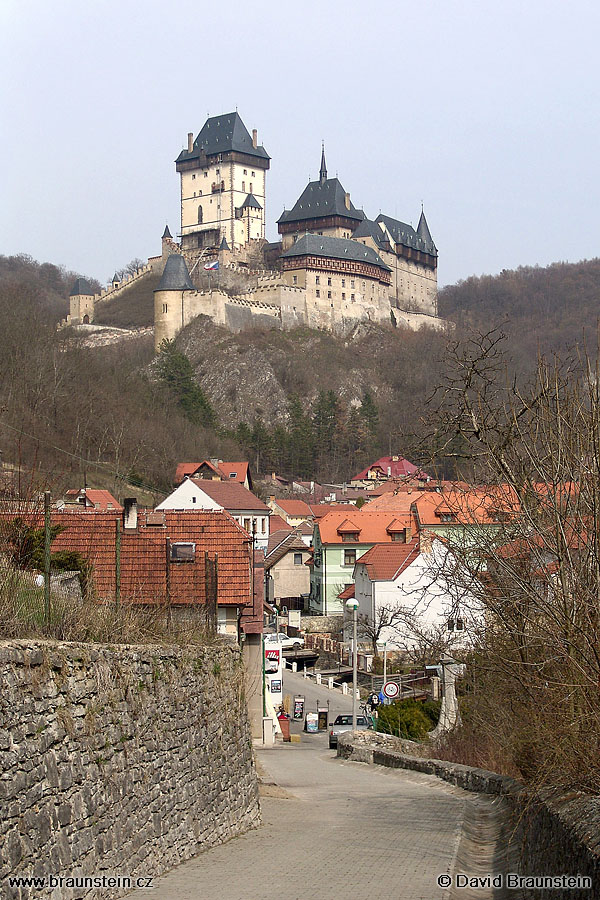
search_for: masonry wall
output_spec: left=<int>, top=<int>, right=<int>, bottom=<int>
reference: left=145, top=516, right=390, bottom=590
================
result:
left=0, top=640, right=260, bottom=899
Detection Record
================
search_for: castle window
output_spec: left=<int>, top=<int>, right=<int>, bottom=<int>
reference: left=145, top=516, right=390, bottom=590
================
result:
left=251, top=171, right=255, bottom=177
left=204, top=171, right=208, bottom=177
left=242, top=181, right=245, bottom=191
left=316, top=289, right=320, bottom=298
left=342, top=293, right=346, bottom=300
left=192, top=174, right=196, bottom=180
left=198, top=206, right=203, bottom=223
left=293, top=275, right=298, bottom=285
left=249, top=183, right=253, bottom=192
left=216, top=168, right=220, bottom=175
left=327, top=278, right=332, bottom=286
left=162, top=303, right=168, bottom=313
left=327, top=291, right=332, bottom=299
left=351, top=280, right=355, bottom=288
left=351, top=293, right=355, bottom=301
left=243, top=169, right=247, bottom=175
left=341, top=279, right=345, bottom=287
left=199, top=189, right=202, bottom=195
left=316, top=275, right=320, bottom=285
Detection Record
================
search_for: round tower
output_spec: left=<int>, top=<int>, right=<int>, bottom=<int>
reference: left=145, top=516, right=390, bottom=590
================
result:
left=154, top=254, right=194, bottom=351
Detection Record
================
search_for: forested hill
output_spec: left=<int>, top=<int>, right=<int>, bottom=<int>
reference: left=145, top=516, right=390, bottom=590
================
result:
left=3, top=252, right=600, bottom=494
left=439, top=258, right=600, bottom=364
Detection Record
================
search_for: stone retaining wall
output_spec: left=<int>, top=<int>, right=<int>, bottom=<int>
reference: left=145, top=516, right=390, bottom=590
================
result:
left=0, top=640, right=260, bottom=899
left=338, top=731, right=600, bottom=899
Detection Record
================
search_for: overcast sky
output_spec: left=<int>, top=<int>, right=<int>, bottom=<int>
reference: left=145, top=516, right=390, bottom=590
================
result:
left=1, top=0, right=598, bottom=287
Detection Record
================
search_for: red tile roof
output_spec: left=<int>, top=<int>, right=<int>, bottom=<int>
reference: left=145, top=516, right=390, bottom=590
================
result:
left=273, top=498, right=312, bottom=516
left=352, top=456, right=428, bottom=482
left=175, top=460, right=250, bottom=486
left=190, top=479, right=270, bottom=512
left=1, top=509, right=252, bottom=607
left=64, top=489, right=123, bottom=511
left=309, top=504, right=353, bottom=519
left=338, top=584, right=355, bottom=600
left=268, top=515, right=293, bottom=534
left=355, top=539, right=420, bottom=581
left=317, top=510, right=415, bottom=545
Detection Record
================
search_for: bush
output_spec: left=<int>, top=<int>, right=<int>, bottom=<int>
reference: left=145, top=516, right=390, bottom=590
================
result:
left=421, top=699, right=441, bottom=727
left=376, top=698, right=432, bottom=740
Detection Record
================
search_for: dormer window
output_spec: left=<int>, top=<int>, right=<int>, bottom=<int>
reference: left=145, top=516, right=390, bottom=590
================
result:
left=341, top=532, right=359, bottom=542
left=229, top=472, right=237, bottom=478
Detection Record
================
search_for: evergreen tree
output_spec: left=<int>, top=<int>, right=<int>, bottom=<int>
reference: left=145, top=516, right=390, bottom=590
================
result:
left=156, top=340, right=215, bottom=427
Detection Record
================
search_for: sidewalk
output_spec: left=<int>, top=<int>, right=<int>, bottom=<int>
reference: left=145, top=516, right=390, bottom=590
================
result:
left=132, top=738, right=472, bottom=900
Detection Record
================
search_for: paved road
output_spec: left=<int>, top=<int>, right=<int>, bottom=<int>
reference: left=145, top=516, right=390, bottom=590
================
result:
left=132, top=669, right=503, bottom=900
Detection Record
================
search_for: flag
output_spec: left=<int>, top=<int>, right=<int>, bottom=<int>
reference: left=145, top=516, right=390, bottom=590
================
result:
left=203, top=260, right=219, bottom=271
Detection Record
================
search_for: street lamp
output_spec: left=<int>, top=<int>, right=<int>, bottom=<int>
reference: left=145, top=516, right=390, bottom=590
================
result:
left=346, top=597, right=359, bottom=731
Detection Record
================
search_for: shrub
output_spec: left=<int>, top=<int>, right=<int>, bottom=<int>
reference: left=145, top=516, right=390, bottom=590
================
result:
left=376, top=698, right=432, bottom=740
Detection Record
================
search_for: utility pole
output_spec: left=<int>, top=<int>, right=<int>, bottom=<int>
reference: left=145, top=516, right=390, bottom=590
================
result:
left=346, top=597, right=359, bottom=730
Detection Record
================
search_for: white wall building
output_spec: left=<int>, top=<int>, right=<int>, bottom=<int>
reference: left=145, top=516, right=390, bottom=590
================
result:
left=156, top=478, right=270, bottom=550
left=353, top=536, right=479, bottom=652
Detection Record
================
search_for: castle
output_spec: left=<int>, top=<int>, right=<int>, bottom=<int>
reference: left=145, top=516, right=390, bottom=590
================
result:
left=66, top=112, right=446, bottom=348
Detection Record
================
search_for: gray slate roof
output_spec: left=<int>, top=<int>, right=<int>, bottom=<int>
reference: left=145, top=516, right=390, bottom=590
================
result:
left=162, top=224, right=172, bottom=239
left=240, top=193, right=262, bottom=210
left=111, top=273, right=120, bottom=283
left=69, top=278, right=96, bottom=296
left=155, top=255, right=194, bottom=291
left=352, top=218, right=390, bottom=251
left=176, top=112, right=269, bottom=162
left=416, top=210, right=436, bottom=253
left=282, top=234, right=391, bottom=272
left=278, top=177, right=365, bottom=225
left=219, top=236, right=230, bottom=250
left=375, top=213, right=437, bottom=256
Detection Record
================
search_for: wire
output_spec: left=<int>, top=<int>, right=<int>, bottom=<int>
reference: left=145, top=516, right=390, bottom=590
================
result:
left=0, top=418, right=168, bottom=498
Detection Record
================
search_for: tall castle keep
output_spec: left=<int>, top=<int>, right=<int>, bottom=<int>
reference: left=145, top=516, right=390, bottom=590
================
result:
left=66, top=112, right=445, bottom=346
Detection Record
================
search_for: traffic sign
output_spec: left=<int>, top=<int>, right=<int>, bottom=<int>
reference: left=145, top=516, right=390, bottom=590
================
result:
left=383, top=680, right=400, bottom=699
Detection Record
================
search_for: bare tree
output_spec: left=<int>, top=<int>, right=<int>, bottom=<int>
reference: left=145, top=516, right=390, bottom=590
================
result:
left=427, top=331, right=600, bottom=790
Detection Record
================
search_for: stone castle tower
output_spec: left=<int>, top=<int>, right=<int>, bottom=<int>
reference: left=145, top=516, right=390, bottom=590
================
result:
left=175, top=112, right=270, bottom=253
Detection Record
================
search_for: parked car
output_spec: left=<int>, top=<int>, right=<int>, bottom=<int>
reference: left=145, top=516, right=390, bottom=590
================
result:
left=328, top=714, right=370, bottom=749
left=264, top=632, right=305, bottom=651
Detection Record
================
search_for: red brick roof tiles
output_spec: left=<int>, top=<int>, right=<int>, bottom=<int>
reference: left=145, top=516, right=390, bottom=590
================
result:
left=1, top=509, right=251, bottom=608
left=355, top=539, right=420, bottom=581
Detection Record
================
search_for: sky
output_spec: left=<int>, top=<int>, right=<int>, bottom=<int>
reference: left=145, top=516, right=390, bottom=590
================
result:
left=1, top=0, right=599, bottom=288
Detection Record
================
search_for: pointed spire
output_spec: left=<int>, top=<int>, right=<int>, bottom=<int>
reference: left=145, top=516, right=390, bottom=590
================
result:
left=319, top=141, right=327, bottom=183
left=162, top=224, right=172, bottom=239
left=111, top=272, right=120, bottom=284
left=417, top=208, right=434, bottom=249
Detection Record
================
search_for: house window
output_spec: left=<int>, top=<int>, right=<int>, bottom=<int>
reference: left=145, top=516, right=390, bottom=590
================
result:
left=294, top=553, right=303, bottom=566
left=316, top=289, right=320, bottom=298
left=216, top=168, right=220, bottom=175
left=440, top=513, right=455, bottom=523
left=344, top=549, right=356, bottom=567
left=170, top=542, right=195, bottom=562
left=228, top=472, right=237, bottom=478
left=456, top=618, right=464, bottom=631
left=243, top=518, right=251, bottom=532
left=342, top=533, right=359, bottom=542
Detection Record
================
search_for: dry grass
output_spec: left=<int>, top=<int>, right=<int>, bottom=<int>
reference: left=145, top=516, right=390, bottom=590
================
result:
left=0, top=562, right=219, bottom=647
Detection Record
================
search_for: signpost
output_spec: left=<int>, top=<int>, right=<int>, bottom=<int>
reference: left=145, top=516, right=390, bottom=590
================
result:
left=383, top=680, right=400, bottom=700
left=293, top=696, right=305, bottom=719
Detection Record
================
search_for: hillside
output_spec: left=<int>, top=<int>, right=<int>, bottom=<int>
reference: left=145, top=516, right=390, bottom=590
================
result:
left=439, top=258, right=600, bottom=365
left=3, top=252, right=600, bottom=496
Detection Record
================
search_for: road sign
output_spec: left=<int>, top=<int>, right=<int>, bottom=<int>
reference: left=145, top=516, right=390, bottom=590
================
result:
left=383, top=680, right=400, bottom=699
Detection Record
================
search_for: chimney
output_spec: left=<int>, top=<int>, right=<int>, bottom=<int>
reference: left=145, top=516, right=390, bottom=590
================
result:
left=252, top=129, right=257, bottom=149
left=187, top=132, right=194, bottom=153
left=123, top=498, right=138, bottom=530
left=405, top=526, right=412, bottom=543
left=345, top=192, right=351, bottom=210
